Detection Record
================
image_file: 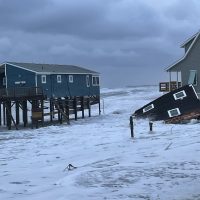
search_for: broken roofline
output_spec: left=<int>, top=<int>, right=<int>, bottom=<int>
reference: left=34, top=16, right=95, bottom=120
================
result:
left=165, top=31, right=200, bottom=72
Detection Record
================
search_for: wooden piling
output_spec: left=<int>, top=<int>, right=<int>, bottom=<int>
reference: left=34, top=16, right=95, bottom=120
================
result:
left=74, top=97, right=77, bottom=121
left=16, top=101, right=20, bottom=125
left=98, top=96, right=101, bottom=115
left=149, top=121, right=153, bottom=132
left=31, top=100, right=37, bottom=128
left=41, top=99, right=44, bottom=126
left=57, top=99, right=62, bottom=124
left=60, top=99, right=63, bottom=124
left=130, top=116, right=134, bottom=138
left=50, top=98, right=53, bottom=122
left=81, top=96, right=84, bottom=118
left=22, top=100, right=28, bottom=127
left=3, top=102, right=6, bottom=125
left=6, top=101, right=12, bottom=130
left=65, top=97, right=69, bottom=121
left=87, top=97, right=91, bottom=117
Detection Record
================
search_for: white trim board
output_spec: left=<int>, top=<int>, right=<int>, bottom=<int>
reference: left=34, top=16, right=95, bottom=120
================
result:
left=180, top=32, right=198, bottom=48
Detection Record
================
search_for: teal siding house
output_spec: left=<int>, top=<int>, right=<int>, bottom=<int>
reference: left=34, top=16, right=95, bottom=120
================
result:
left=0, top=62, right=100, bottom=98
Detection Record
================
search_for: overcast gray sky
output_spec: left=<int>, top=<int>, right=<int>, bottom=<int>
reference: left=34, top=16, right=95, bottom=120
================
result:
left=0, top=0, right=200, bottom=88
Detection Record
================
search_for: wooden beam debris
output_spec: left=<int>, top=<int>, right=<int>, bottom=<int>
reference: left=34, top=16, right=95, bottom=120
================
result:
left=63, top=164, right=77, bottom=171
left=164, top=142, right=173, bottom=150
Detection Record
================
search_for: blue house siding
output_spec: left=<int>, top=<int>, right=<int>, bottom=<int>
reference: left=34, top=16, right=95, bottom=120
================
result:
left=68, top=74, right=90, bottom=96
left=1, top=63, right=100, bottom=98
left=65, top=74, right=100, bottom=97
left=52, top=74, right=70, bottom=97
left=90, top=84, right=100, bottom=96
left=37, top=74, right=100, bottom=98
left=6, top=64, right=36, bottom=88
left=0, top=73, right=5, bottom=88
left=88, top=75, right=100, bottom=96
left=36, top=74, right=51, bottom=97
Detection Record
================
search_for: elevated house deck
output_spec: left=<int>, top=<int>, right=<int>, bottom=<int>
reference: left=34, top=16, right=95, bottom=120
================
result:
left=159, top=81, right=182, bottom=92
left=0, top=62, right=101, bottom=130
left=0, top=87, right=44, bottom=100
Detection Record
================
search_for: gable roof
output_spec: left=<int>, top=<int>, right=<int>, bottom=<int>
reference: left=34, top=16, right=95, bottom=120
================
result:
left=180, top=32, right=198, bottom=48
left=3, top=62, right=99, bottom=75
left=166, top=31, right=200, bottom=71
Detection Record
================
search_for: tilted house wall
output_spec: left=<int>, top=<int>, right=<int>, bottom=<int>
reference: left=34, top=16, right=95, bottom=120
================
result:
left=0, top=62, right=100, bottom=98
left=166, top=31, right=200, bottom=94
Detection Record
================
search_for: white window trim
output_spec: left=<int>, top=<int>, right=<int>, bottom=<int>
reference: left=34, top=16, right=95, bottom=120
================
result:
left=189, top=84, right=199, bottom=99
left=143, top=104, right=154, bottom=113
left=92, top=76, right=100, bottom=86
left=69, top=75, right=73, bottom=83
left=86, top=75, right=90, bottom=87
left=173, top=90, right=187, bottom=100
left=168, top=108, right=181, bottom=118
left=41, top=75, right=46, bottom=84
left=57, top=75, right=62, bottom=83
left=92, top=76, right=96, bottom=86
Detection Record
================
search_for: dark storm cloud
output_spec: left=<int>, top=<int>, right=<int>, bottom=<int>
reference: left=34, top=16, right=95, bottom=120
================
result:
left=0, top=0, right=200, bottom=87
left=0, top=0, right=164, bottom=40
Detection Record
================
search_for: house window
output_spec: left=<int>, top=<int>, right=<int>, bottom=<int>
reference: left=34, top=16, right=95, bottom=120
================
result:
left=143, top=104, right=154, bottom=113
left=92, top=77, right=96, bottom=85
left=92, top=76, right=100, bottom=86
left=86, top=75, right=90, bottom=87
left=173, top=90, right=187, bottom=100
left=3, top=77, right=6, bottom=86
left=168, top=108, right=181, bottom=118
left=41, top=75, right=46, bottom=84
left=96, top=77, right=99, bottom=85
left=57, top=75, right=62, bottom=83
left=69, top=75, right=73, bottom=83
left=188, top=70, right=197, bottom=86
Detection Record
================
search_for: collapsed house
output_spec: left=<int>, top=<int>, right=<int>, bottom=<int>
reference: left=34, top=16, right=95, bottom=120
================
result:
left=133, top=85, right=200, bottom=123
left=134, top=31, right=200, bottom=124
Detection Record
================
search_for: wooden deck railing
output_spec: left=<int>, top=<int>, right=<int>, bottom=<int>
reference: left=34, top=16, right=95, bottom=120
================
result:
left=159, top=81, right=182, bottom=92
left=0, top=87, right=43, bottom=98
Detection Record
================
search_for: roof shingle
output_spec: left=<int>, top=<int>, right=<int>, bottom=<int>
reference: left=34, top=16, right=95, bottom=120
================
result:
left=6, top=62, right=99, bottom=75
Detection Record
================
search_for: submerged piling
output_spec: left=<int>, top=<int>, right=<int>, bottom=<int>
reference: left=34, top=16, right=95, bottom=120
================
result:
left=149, top=121, right=153, bottom=132
left=130, top=115, right=134, bottom=138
